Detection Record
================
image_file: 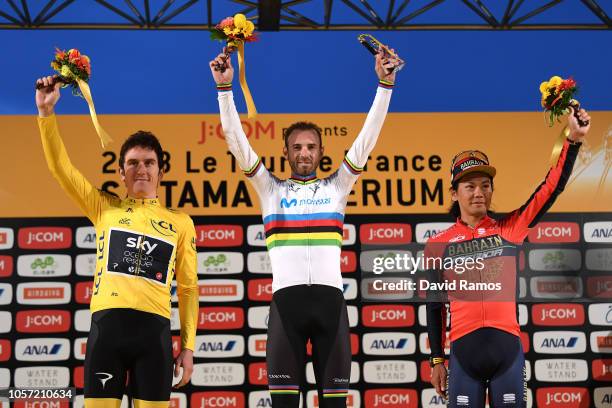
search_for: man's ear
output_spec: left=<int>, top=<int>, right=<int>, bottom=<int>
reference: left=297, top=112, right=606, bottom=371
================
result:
left=320, top=145, right=325, bottom=156
left=283, top=146, right=288, bottom=159
left=450, top=189, right=458, bottom=202
left=119, top=167, right=126, bottom=182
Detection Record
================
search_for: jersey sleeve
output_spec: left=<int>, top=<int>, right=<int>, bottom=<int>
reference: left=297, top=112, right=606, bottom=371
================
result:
left=175, top=214, right=199, bottom=351
left=500, top=138, right=581, bottom=243
left=217, top=90, right=275, bottom=197
left=424, top=238, right=448, bottom=358
left=336, top=84, right=393, bottom=194
left=38, top=114, right=104, bottom=224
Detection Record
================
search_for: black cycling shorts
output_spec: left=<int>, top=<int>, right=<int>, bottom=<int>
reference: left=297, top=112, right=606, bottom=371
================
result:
left=84, top=308, right=173, bottom=403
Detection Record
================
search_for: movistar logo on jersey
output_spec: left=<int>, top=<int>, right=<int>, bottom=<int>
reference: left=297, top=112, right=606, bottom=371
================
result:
left=280, top=197, right=332, bottom=208
left=280, top=198, right=297, bottom=208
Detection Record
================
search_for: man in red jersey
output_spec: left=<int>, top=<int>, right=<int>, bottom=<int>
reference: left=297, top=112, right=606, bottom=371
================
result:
left=426, top=107, right=591, bottom=408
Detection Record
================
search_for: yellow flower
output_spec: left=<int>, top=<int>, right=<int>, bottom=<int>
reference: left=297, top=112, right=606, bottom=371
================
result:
left=539, top=81, right=549, bottom=94
left=233, top=13, right=247, bottom=28
left=244, top=20, right=254, bottom=36
left=51, top=61, right=60, bottom=70
left=60, top=65, right=73, bottom=78
left=223, top=26, right=232, bottom=35
left=548, top=76, right=562, bottom=88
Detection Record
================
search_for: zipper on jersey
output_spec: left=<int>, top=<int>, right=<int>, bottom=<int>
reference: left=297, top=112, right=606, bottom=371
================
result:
left=305, top=185, right=312, bottom=286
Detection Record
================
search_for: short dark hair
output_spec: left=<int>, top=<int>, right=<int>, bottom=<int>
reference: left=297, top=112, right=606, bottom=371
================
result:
left=283, top=122, right=322, bottom=148
left=118, top=131, right=164, bottom=170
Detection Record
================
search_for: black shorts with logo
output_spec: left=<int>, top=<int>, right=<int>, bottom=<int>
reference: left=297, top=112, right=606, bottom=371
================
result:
left=84, top=308, right=173, bottom=402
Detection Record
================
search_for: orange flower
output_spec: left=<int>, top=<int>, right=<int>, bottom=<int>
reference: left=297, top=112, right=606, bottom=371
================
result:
left=55, top=47, right=66, bottom=60
left=68, top=48, right=81, bottom=62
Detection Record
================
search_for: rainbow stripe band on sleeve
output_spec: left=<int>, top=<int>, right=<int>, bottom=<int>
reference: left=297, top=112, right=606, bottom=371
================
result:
left=323, top=389, right=349, bottom=398
left=378, top=79, right=394, bottom=89
left=342, top=155, right=363, bottom=176
left=244, top=158, right=262, bottom=177
left=269, top=385, right=300, bottom=395
left=216, top=82, right=232, bottom=92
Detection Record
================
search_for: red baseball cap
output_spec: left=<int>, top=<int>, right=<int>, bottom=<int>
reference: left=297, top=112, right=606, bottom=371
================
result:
left=450, top=150, right=496, bottom=184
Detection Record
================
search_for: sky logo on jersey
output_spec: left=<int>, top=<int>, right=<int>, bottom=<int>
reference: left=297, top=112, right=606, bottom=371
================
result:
left=191, top=363, right=245, bottom=386
left=16, top=310, right=70, bottom=333
left=593, top=359, right=612, bottom=381
left=360, top=223, right=412, bottom=245
left=0, top=255, right=13, bottom=277
left=199, top=279, right=244, bottom=302
left=248, top=334, right=267, bottom=357
left=0, top=339, right=10, bottom=361
left=73, top=337, right=87, bottom=360
left=584, top=222, right=612, bottom=243
left=588, top=276, right=612, bottom=299
left=18, top=227, right=72, bottom=249
left=343, top=224, right=356, bottom=245
left=191, top=392, right=245, bottom=408
left=365, top=389, right=417, bottom=408
left=362, top=305, right=414, bottom=327
left=75, top=226, right=96, bottom=248
left=363, top=360, right=417, bottom=384
left=529, top=249, right=581, bottom=271
left=197, top=252, right=243, bottom=275
left=198, top=307, right=244, bottom=330
left=536, top=387, right=590, bottom=407
left=75, top=281, right=93, bottom=304
left=248, top=279, right=273, bottom=301
left=247, top=224, right=266, bottom=247
left=363, top=332, right=416, bottom=355
left=75, top=253, right=96, bottom=276
left=533, top=331, right=587, bottom=354
left=247, top=251, right=272, bottom=274
left=591, top=331, right=612, bottom=353
left=534, top=359, right=588, bottom=382
left=532, top=304, right=585, bottom=326
left=17, top=282, right=71, bottom=305
left=194, top=335, right=245, bottom=358
left=586, top=248, right=612, bottom=271
left=340, top=250, right=357, bottom=273
left=589, top=304, right=612, bottom=326
left=594, top=387, right=612, bottom=408
left=17, top=254, right=72, bottom=277
left=531, top=276, right=583, bottom=299
left=14, top=366, right=70, bottom=388
left=528, top=222, right=580, bottom=243
left=0, top=228, right=14, bottom=250
left=415, top=222, right=453, bottom=243
left=0, top=283, right=12, bottom=305
left=248, top=362, right=267, bottom=385
left=195, top=225, right=243, bottom=247
left=15, top=338, right=70, bottom=362
left=248, top=306, right=269, bottom=329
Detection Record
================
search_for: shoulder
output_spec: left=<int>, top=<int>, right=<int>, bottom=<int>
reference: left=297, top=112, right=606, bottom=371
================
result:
left=427, top=224, right=459, bottom=243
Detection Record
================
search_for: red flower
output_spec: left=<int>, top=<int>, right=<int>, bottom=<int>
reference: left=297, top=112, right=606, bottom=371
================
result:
left=68, top=49, right=81, bottom=62
left=558, top=77, right=576, bottom=91
left=55, top=47, right=66, bottom=60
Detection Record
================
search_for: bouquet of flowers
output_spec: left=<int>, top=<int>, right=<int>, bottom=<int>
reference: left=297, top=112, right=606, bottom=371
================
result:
left=210, top=13, right=258, bottom=118
left=37, top=48, right=111, bottom=148
left=540, top=75, right=583, bottom=126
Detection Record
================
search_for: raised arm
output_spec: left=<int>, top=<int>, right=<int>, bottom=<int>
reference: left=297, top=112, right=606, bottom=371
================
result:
left=209, top=53, right=273, bottom=195
left=501, top=108, right=591, bottom=242
left=338, top=51, right=400, bottom=193
left=36, top=76, right=104, bottom=223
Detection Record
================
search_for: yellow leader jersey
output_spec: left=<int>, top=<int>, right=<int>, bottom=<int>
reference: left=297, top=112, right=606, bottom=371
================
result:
left=38, top=115, right=198, bottom=351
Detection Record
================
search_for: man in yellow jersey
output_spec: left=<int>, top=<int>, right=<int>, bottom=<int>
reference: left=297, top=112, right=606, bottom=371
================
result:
left=35, top=76, right=199, bottom=408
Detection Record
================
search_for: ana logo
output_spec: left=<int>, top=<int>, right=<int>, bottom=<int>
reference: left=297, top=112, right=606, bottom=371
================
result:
left=16, top=310, right=70, bottom=333
left=247, top=224, right=266, bottom=247
left=421, top=388, right=447, bottom=407
left=248, top=334, right=267, bottom=357
left=0, top=228, right=14, bottom=249
left=534, top=359, right=588, bottom=382
left=415, top=223, right=453, bottom=243
left=248, top=279, right=273, bottom=302
left=75, top=226, right=96, bottom=248
left=198, top=307, right=244, bottom=330
left=532, top=304, right=585, bottom=326
left=96, top=372, right=113, bottom=388
left=529, top=222, right=580, bottom=243
left=195, top=225, right=243, bottom=247
left=248, top=362, right=268, bottom=385
left=363, top=360, right=417, bottom=384
left=360, top=223, right=412, bottom=245
left=280, top=198, right=297, bottom=208
left=198, top=252, right=243, bottom=275
left=0, top=255, right=13, bottom=277
left=529, top=249, right=581, bottom=271
left=248, top=391, right=273, bottom=408
left=18, top=254, right=71, bottom=277
left=18, top=227, right=72, bottom=249
left=588, top=304, right=612, bottom=326
left=536, top=387, right=589, bottom=407
left=17, top=282, right=71, bottom=305
left=15, top=338, right=70, bottom=362
left=364, top=389, right=417, bottom=408
left=584, top=222, right=612, bottom=243
left=594, top=387, right=612, bottom=408
left=191, top=392, right=244, bottom=408
left=194, top=335, right=245, bottom=358
left=533, top=331, right=586, bottom=354
left=340, top=251, right=357, bottom=273
left=363, top=332, right=416, bottom=356
left=247, top=251, right=272, bottom=274
left=362, top=305, right=415, bottom=327
left=199, top=279, right=244, bottom=302
left=151, top=219, right=177, bottom=236
left=247, top=306, right=269, bottom=329
left=191, top=363, right=245, bottom=386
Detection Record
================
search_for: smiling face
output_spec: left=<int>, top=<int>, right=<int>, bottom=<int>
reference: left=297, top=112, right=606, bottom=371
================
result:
left=119, top=146, right=162, bottom=199
left=451, top=173, right=493, bottom=220
left=283, top=129, right=324, bottom=176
